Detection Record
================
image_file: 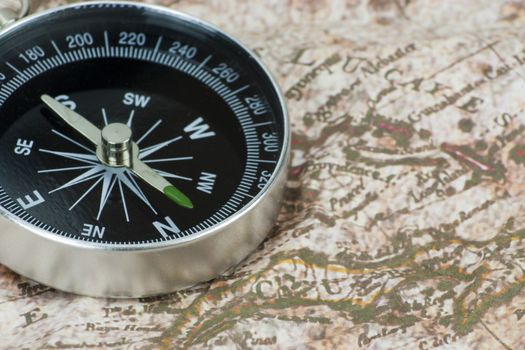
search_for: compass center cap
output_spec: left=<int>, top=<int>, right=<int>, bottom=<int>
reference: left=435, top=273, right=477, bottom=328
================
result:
left=98, top=123, right=134, bottom=167
left=102, top=123, right=132, bottom=149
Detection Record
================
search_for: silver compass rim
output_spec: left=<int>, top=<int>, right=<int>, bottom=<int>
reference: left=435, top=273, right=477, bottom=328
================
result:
left=0, top=0, right=290, bottom=297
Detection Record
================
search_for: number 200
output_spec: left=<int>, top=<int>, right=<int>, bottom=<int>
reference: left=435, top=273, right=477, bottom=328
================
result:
left=66, top=33, right=94, bottom=48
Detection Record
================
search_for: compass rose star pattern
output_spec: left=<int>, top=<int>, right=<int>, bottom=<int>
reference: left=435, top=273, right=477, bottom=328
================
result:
left=37, top=112, right=193, bottom=222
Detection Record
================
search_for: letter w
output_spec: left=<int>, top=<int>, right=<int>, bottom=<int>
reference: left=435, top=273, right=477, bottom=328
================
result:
left=184, top=117, right=216, bottom=140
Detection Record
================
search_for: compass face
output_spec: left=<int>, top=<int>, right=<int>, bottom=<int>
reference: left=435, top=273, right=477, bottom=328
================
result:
left=0, top=3, right=287, bottom=246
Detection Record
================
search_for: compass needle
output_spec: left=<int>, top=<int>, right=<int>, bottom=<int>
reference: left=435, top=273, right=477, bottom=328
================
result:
left=130, top=158, right=194, bottom=210
left=164, top=186, right=194, bottom=209
left=0, top=2, right=289, bottom=297
left=42, top=95, right=194, bottom=209
left=41, top=94, right=102, bottom=146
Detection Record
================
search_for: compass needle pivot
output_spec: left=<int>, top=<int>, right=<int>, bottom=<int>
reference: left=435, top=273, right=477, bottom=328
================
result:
left=41, top=95, right=194, bottom=210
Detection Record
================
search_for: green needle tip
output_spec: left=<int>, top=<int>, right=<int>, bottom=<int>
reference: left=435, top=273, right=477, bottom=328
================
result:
left=164, top=186, right=194, bottom=209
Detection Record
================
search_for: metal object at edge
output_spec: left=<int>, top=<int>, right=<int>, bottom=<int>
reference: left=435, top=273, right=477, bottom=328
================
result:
left=0, top=0, right=29, bottom=28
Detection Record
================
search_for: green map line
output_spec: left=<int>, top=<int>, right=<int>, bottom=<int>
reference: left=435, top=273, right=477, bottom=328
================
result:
left=151, top=224, right=525, bottom=348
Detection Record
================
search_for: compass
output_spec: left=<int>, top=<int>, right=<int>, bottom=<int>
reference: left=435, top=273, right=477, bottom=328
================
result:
left=0, top=1, right=289, bottom=297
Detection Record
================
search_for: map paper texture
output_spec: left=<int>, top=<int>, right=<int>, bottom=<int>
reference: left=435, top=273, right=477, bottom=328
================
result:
left=3, top=0, right=525, bottom=349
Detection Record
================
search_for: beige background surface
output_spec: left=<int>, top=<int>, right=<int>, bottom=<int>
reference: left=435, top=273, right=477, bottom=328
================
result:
left=2, top=0, right=525, bottom=349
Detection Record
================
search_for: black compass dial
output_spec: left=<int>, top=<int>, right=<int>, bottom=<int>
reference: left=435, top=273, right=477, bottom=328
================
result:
left=0, top=4, right=287, bottom=245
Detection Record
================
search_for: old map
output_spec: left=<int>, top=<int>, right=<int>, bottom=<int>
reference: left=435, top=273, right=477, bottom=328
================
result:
left=2, top=0, right=525, bottom=348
